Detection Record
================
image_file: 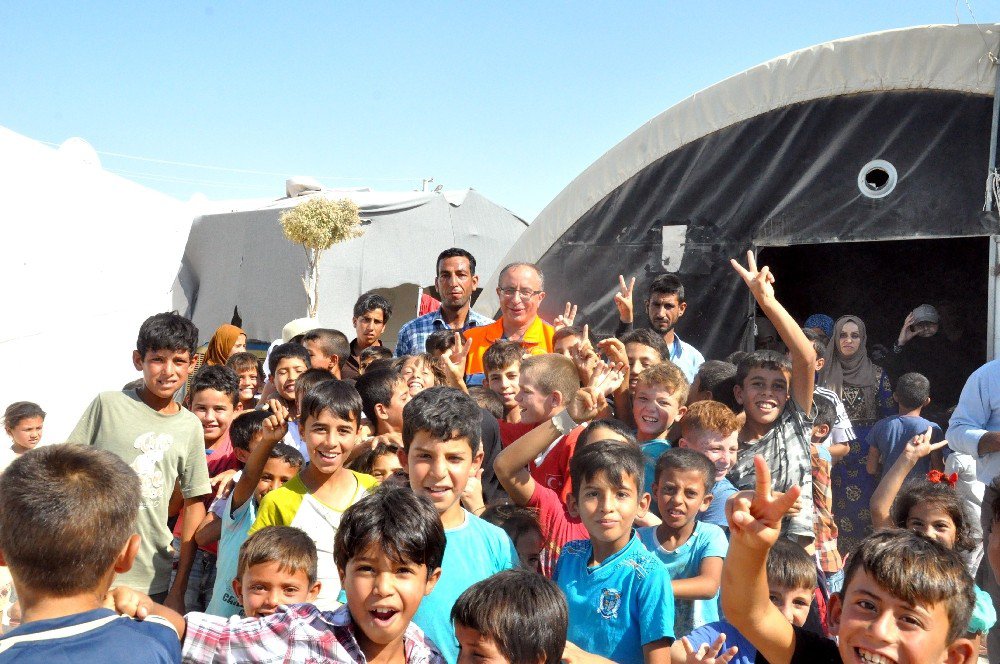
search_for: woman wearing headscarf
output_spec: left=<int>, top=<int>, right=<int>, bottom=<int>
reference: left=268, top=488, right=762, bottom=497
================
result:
left=820, top=315, right=893, bottom=557
left=183, top=324, right=247, bottom=404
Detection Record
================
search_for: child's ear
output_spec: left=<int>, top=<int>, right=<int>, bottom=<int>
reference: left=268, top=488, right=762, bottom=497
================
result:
left=826, top=592, right=843, bottom=637
left=424, top=567, right=442, bottom=596
left=232, top=577, right=243, bottom=602
left=374, top=403, right=389, bottom=422
left=814, top=357, right=825, bottom=372
left=676, top=405, right=687, bottom=421
left=551, top=391, right=565, bottom=409
left=234, top=401, right=244, bottom=414
left=733, top=384, right=744, bottom=406
left=566, top=493, right=579, bottom=518
left=636, top=491, right=651, bottom=518
left=677, top=437, right=689, bottom=449
left=132, top=350, right=144, bottom=371
left=307, top=581, right=322, bottom=601
left=399, top=448, right=410, bottom=471
left=471, top=447, right=485, bottom=472
left=700, top=492, right=714, bottom=512
left=114, top=534, right=141, bottom=574
left=923, top=396, right=932, bottom=408
left=943, top=638, right=977, bottom=664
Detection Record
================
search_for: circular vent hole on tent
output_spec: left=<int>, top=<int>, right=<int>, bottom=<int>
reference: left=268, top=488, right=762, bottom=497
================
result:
left=857, top=160, right=897, bottom=199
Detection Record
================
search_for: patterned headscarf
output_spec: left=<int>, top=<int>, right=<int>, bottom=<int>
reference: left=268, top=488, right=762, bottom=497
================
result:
left=819, top=315, right=878, bottom=397
left=205, top=324, right=245, bottom=366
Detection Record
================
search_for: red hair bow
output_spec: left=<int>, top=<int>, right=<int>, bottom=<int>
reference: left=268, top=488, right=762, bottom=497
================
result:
left=927, top=470, right=958, bottom=487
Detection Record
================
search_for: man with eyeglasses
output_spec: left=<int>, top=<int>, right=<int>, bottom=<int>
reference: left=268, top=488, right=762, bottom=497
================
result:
left=463, top=262, right=556, bottom=384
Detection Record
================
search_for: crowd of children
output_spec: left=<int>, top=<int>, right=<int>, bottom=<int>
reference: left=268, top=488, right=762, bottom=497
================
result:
left=1, top=246, right=997, bottom=664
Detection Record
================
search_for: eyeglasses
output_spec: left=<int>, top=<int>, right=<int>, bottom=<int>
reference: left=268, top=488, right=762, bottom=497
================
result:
left=497, top=287, right=543, bottom=299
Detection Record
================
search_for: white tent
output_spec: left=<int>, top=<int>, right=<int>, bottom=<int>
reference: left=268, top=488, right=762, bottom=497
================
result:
left=0, top=128, right=192, bottom=440
left=174, top=188, right=528, bottom=346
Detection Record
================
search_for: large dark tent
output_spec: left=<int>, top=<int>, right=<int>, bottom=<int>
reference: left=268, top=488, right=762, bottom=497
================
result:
left=477, top=24, right=1000, bottom=367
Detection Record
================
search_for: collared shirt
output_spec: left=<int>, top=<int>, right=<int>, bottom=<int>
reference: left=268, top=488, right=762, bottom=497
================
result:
left=667, top=333, right=704, bottom=384
left=464, top=316, right=555, bottom=378
left=182, top=603, right=446, bottom=664
left=948, top=360, right=1000, bottom=484
left=395, top=309, right=494, bottom=357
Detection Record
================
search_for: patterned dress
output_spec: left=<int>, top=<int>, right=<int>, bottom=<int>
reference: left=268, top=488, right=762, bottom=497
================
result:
left=831, top=365, right=894, bottom=555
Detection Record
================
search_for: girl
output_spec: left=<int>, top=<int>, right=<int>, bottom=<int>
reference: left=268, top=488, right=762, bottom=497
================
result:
left=2, top=402, right=44, bottom=469
left=348, top=441, right=403, bottom=482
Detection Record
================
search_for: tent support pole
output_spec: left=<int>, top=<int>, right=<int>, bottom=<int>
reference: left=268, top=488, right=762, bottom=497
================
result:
left=987, top=37, right=1000, bottom=212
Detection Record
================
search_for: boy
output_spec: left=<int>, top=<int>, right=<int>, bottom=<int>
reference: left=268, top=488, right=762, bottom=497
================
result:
left=722, top=456, right=978, bottom=664
left=181, top=489, right=447, bottom=663
left=453, top=569, right=568, bottom=664
left=637, top=448, right=727, bottom=636
left=356, top=366, right=411, bottom=438
left=866, top=371, right=943, bottom=480
left=728, top=252, right=816, bottom=545
left=555, top=440, right=675, bottom=664
left=249, top=379, right=377, bottom=609
left=803, top=332, right=855, bottom=462
left=267, top=342, right=311, bottom=414
left=0, top=445, right=180, bottom=661
left=226, top=351, right=262, bottom=410
left=687, top=360, right=740, bottom=414
left=553, top=325, right=585, bottom=358
left=344, top=292, right=393, bottom=381
left=678, top=400, right=739, bottom=531
left=203, top=405, right=305, bottom=617
left=633, top=362, right=688, bottom=497
left=402, top=387, right=517, bottom=664
left=67, top=311, right=210, bottom=612
left=810, top=398, right=843, bottom=589
left=360, top=345, right=394, bottom=374
left=426, top=329, right=458, bottom=358
left=673, top=539, right=817, bottom=664
left=484, top=340, right=525, bottom=425
left=621, top=329, right=671, bottom=395
left=301, top=328, right=351, bottom=378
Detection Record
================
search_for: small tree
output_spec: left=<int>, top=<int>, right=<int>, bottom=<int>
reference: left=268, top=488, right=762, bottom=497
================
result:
left=280, top=197, right=364, bottom=318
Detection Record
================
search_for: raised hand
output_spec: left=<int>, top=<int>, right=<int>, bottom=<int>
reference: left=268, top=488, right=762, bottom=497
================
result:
left=461, top=468, right=485, bottom=514
left=568, top=386, right=606, bottom=424
left=570, top=324, right=598, bottom=384
left=554, top=302, right=578, bottom=331
left=901, top=427, right=947, bottom=461
left=210, top=469, right=239, bottom=500
left=261, top=398, right=289, bottom=444
left=596, top=337, right=630, bottom=393
left=680, top=634, right=739, bottom=664
left=589, top=359, right=626, bottom=396
left=726, top=455, right=801, bottom=551
left=730, top=250, right=775, bottom=303
left=613, top=275, right=635, bottom=323
left=897, top=312, right=918, bottom=346
left=441, top=332, right=472, bottom=384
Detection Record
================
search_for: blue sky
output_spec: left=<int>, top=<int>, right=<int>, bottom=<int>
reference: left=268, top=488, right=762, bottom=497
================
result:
left=3, top=1, right=998, bottom=220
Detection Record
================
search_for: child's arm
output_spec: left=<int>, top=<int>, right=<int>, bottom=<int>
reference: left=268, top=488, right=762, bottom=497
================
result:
left=870, top=428, right=945, bottom=529
left=865, top=446, right=882, bottom=477
left=230, top=399, right=290, bottom=512
left=194, top=511, right=222, bottom=547
left=721, top=455, right=801, bottom=664
left=670, top=636, right=739, bottom=664
left=562, top=641, right=618, bottom=664
left=494, top=414, right=571, bottom=506
left=671, top=556, right=723, bottom=600
left=105, top=586, right=186, bottom=639
left=644, top=638, right=675, bottom=664
left=166, top=497, right=207, bottom=614
left=730, top=251, right=815, bottom=414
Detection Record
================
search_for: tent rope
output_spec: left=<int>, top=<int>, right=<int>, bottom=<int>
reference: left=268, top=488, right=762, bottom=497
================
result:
left=986, top=169, right=1000, bottom=213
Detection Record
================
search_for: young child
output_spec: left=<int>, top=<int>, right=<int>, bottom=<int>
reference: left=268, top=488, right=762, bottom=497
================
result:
left=284, top=367, right=336, bottom=457
left=226, top=351, right=263, bottom=411
left=677, top=400, right=739, bottom=531
left=426, top=329, right=458, bottom=358
left=349, top=439, right=404, bottom=482
left=400, top=353, right=451, bottom=394
left=249, top=379, right=377, bottom=609
left=301, top=327, right=351, bottom=378
left=356, top=366, right=411, bottom=438
left=621, top=328, right=671, bottom=396
left=402, top=387, right=516, bottom=664
left=809, top=398, right=843, bottom=590
left=553, top=325, right=585, bottom=358
left=722, top=455, right=978, bottom=664
left=866, top=371, right=943, bottom=481
left=1, top=401, right=44, bottom=470
left=555, top=439, right=675, bottom=664
left=672, top=539, right=817, bottom=664
left=484, top=340, right=525, bottom=424
left=452, top=569, right=568, bottom=664
left=468, top=386, right=505, bottom=420
left=633, top=362, right=689, bottom=497
left=267, top=342, right=311, bottom=415
left=67, top=311, right=210, bottom=611
left=637, top=448, right=727, bottom=636
left=0, top=445, right=181, bottom=660
left=203, top=406, right=305, bottom=617
left=687, top=360, right=738, bottom=413
left=359, top=345, right=394, bottom=374
left=481, top=504, right=546, bottom=573
left=727, top=253, right=816, bottom=546
left=182, top=487, right=448, bottom=663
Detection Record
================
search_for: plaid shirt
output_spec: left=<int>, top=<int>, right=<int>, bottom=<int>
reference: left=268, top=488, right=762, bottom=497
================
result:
left=394, top=309, right=494, bottom=357
left=810, top=443, right=843, bottom=574
left=182, top=603, right=446, bottom=664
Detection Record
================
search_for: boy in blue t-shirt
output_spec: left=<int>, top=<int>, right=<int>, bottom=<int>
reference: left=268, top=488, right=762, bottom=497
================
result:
left=637, top=448, right=728, bottom=636
left=554, top=439, right=675, bottom=664
left=402, top=387, right=517, bottom=664
left=631, top=362, right=689, bottom=498
left=0, top=445, right=182, bottom=661
left=865, top=372, right=942, bottom=481
left=677, top=401, right=740, bottom=532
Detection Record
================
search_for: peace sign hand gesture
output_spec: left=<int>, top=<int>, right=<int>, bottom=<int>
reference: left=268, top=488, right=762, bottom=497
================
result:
left=726, top=455, right=801, bottom=552
left=730, top=250, right=776, bottom=304
left=614, top=275, right=635, bottom=323
left=554, top=302, right=578, bottom=331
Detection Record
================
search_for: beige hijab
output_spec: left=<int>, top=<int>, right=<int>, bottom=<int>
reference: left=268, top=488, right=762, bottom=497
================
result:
left=820, top=315, right=878, bottom=397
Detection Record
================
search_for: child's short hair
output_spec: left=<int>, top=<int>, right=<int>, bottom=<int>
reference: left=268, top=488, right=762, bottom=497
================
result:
left=269, top=442, right=305, bottom=470
left=620, top=328, right=670, bottom=363
left=226, top=351, right=263, bottom=381
left=137, top=311, right=198, bottom=357
left=451, top=569, right=568, bottom=664
left=353, top=292, right=393, bottom=322
left=765, top=539, right=817, bottom=590
left=481, top=504, right=543, bottom=545
left=425, top=330, right=458, bottom=356
left=301, top=328, right=351, bottom=368
left=653, top=447, right=715, bottom=491
left=237, top=526, right=318, bottom=585
left=726, top=350, right=749, bottom=366
left=519, top=354, right=581, bottom=400
left=267, top=342, right=311, bottom=376
left=334, top=485, right=446, bottom=572
left=680, top=400, right=740, bottom=439
left=553, top=325, right=583, bottom=346
left=694, top=360, right=739, bottom=410
left=230, top=410, right=270, bottom=451
left=190, top=364, right=240, bottom=405
left=299, top=380, right=363, bottom=428
left=890, top=480, right=977, bottom=552
left=895, top=372, right=931, bottom=410
left=348, top=440, right=401, bottom=476
left=812, top=396, right=837, bottom=434
left=578, top=418, right=638, bottom=447
left=635, top=361, right=690, bottom=405
left=842, top=529, right=974, bottom=643
left=736, top=350, right=792, bottom=385
left=359, top=345, right=394, bottom=369
left=0, top=444, right=140, bottom=595
left=402, top=387, right=482, bottom=453
left=483, top=341, right=523, bottom=375
left=295, top=368, right=335, bottom=401
left=570, top=439, right=644, bottom=499
left=468, top=386, right=505, bottom=420
left=3, top=401, right=45, bottom=430
left=356, top=367, right=403, bottom=426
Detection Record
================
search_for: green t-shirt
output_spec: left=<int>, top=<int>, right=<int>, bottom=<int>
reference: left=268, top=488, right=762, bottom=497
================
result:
left=67, top=389, right=211, bottom=594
